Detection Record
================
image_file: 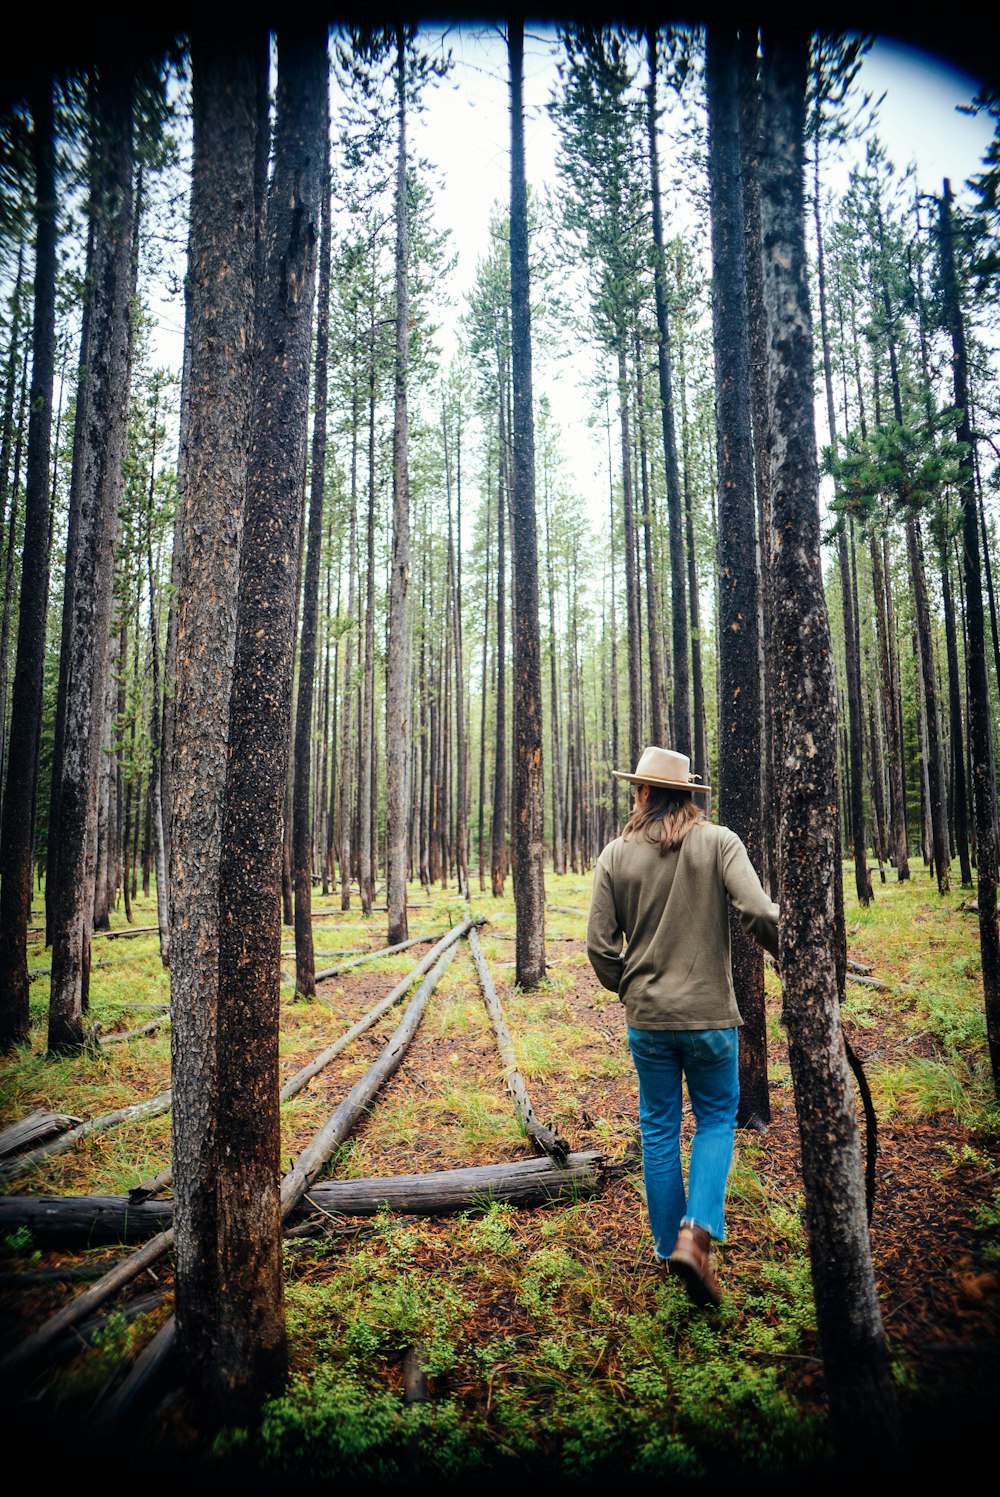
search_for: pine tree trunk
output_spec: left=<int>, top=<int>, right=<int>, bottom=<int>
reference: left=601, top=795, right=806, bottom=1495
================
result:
left=738, top=29, right=776, bottom=888
left=385, top=27, right=411, bottom=947
left=869, top=531, right=909, bottom=878
left=359, top=304, right=377, bottom=916
left=544, top=473, right=565, bottom=875
left=907, top=516, right=950, bottom=892
left=0, top=255, right=27, bottom=805
left=940, top=178, right=1000, bottom=1093
left=646, top=28, right=689, bottom=753
left=478, top=466, right=492, bottom=893
left=759, top=29, right=898, bottom=1450
left=292, top=107, right=330, bottom=1000
left=213, top=27, right=325, bottom=1415
left=707, top=25, right=767, bottom=1128
left=0, top=84, right=56, bottom=1051
left=508, top=23, right=545, bottom=986
left=454, top=416, right=469, bottom=897
left=617, top=342, right=642, bottom=771
left=491, top=420, right=508, bottom=898
left=939, top=530, right=972, bottom=885
left=48, top=62, right=133, bottom=1051
left=46, top=173, right=96, bottom=944
left=170, top=33, right=259, bottom=1410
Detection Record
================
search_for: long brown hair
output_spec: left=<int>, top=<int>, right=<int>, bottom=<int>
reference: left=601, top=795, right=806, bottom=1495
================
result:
left=622, top=785, right=705, bottom=855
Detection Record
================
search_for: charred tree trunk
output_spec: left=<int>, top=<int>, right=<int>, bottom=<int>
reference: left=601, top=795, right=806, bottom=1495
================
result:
left=738, top=29, right=776, bottom=889
left=707, top=25, right=767, bottom=1128
left=170, top=33, right=259, bottom=1415
left=359, top=291, right=377, bottom=917
left=491, top=421, right=508, bottom=898
left=212, top=27, right=325, bottom=1416
left=0, top=82, right=56, bottom=1051
left=646, top=27, right=689, bottom=753
left=759, top=28, right=898, bottom=1450
left=907, top=516, right=950, bottom=892
left=869, top=531, right=909, bottom=878
left=939, top=526, right=972, bottom=885
left=617, top=342, right=642, bottom=772
left=385, top=27, right=412, bottom=948
left=940, top=178, right=1000, bottom=1094
left=292, top=103, right=330, bottom=1000
left=508, top=23, right=546, bottom=987
left=47, top=62, right=133, bottom=1051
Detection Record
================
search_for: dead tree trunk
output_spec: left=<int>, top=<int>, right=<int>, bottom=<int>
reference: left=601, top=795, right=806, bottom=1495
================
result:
left=508, top=23, right=546, bottom=988
left=0, top=81, right=56, bottom=1051
left=169, top=31, right=259, bottom=1418
left=47, top=60, right=133, bottom=1051
left=385, top=26, right=412, bottom=948
left=210, top=27, right=325, bottom=1418
left=645, top=27, right=689, bottom=752
left=940, top=178, right=1000, bottom=1093
left=707, top=25, right=767, bottom=1128
left=292, top=101, right=330, bottom=1000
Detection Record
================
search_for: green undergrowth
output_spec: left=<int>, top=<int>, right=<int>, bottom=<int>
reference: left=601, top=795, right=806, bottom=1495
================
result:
left=2, top=864, right=998, bottom=1482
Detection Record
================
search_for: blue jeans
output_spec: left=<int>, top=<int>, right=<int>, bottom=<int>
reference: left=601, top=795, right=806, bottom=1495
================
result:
left=626, top=1025, right=740, bottom=1253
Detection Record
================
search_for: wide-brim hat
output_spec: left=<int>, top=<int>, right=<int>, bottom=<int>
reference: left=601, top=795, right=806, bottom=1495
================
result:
left=612, top=745, right=709, bottom=795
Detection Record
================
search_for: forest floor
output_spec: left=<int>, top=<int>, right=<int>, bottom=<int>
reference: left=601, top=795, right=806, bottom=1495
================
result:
left=0, top=865, right=998, bottom=1490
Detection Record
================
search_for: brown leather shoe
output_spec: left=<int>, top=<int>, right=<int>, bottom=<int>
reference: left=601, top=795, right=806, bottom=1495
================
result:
left=668, top=1224, right=722, bottom=1307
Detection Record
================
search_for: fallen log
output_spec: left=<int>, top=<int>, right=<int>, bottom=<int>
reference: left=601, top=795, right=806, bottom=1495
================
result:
left=29, top=959, right=114, bottom=981
left=0, top=1153, right=607, bottom=1245
left=314, top=930, right=439, bottom=981
left=286, top=920, right=472, bottom=1100
left=847, top=957, right=873, bottom=975
left=0, top=1111, right=82, bottom=1161
left=128, top=1166, right=173, bottom=1203
left=486, top=932, right=579, bottom=942
left=846, top=972, right=890, bottom=991
left=88, top=1317, right=175, bottom=1440
left=467, top=925, right=570, bottom=1164
left=0, top=1227, right=173, bottom=1381
left=90, top=937, right=463, bottom=1430
left=97, top=1017, right=168, bottom=1047
left=125, top=921, right=474, bottom=1200
left=0, top=1091, right=173, bottom=1186
left=96, top=925, right=160, bottom=941
left=280, top=939, right=460, bottom=1214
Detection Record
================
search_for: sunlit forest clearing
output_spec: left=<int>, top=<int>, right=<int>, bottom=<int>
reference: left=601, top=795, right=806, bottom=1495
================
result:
left=1, top=14, right=999, bottom=1487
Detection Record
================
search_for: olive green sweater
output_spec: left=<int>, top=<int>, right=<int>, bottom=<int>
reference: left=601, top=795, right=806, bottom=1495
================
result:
left=586, top=820, right=779, bottom=1030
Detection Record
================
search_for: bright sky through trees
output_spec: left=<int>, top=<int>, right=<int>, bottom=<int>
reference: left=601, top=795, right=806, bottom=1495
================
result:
left=144, top=26, right=995, bottom=528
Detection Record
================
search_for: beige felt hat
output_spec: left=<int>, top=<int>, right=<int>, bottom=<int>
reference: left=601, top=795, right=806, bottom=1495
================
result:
left=612, top=745, right=709, bottom=794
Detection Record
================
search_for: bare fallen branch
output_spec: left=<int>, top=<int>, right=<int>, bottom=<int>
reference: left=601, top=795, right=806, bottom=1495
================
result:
left=0, top=1152, right=607, bottom=1244
left=468, top=925, right=570, bottom=1163
left=0, top=1091, right=172, bottom=1186
left=0, top=1111, right=82, bottom=1161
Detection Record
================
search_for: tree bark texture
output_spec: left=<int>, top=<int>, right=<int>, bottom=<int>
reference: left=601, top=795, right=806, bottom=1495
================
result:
left=906, top=515, right=950, bottom=892
left=47, top=61, right=133, bottom=1052
left=0, top=81, right=56, bottom=1051
left=169, top=33, right=259, bottom=1413
left=706, top=26, right=768, bottom=1128
left=292, top=95, right=330, bottom=1000
left=939, top=179, right=1000, bottom=1093
left=738, top=30, right=777, bottom=894
left=508, top=23, right=546, bottom=988
left=646, top=27, right=690, bottom=754
left=212, top=26, right=325, bottom=1417
left=385, top=27, right=412, bottom=947
left=759, top=28, right=897, bottom=1450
